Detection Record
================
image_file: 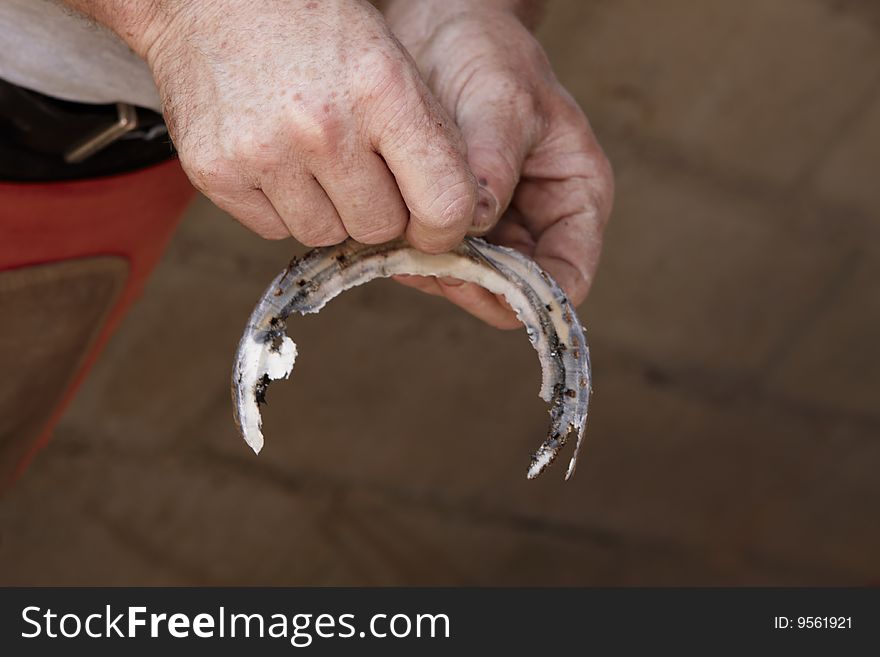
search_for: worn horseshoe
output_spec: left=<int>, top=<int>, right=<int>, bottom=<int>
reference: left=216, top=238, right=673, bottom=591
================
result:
left=232, top=237, right=592, bottom=479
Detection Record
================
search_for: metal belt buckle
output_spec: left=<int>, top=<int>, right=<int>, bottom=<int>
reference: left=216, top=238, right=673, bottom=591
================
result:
left=63, top=103, right=138, bottom=164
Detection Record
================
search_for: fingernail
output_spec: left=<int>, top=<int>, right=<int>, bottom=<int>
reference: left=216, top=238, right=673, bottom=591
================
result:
left=438, top=276, right=464, bottom=287
left=473, top=186, right=498, bottom=233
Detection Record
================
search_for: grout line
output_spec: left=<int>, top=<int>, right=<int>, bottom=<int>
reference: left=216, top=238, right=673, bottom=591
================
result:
left=597, top=120, right=880, bottom=253
left=601, top=340, right=880, bottom=435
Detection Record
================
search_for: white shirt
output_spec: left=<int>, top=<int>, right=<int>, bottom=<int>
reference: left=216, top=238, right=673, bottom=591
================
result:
left=0, top=0, right=161, bottom=110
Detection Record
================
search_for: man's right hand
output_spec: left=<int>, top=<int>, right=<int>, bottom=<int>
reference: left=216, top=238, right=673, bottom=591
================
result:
left=80, top=0, right=481, bottom=251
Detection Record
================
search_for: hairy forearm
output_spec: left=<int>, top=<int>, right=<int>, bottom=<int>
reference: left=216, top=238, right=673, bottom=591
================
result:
left=63, top=1, right=547, bottom=58
left=58, top=0, right=172, bottom=57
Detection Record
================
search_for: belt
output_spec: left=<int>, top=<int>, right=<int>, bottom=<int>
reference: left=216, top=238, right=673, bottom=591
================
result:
left=0, top=78, right=176, bottom=182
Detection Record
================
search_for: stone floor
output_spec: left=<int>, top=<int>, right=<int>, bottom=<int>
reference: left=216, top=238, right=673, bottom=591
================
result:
left=1, top=0, right=878, bottom=585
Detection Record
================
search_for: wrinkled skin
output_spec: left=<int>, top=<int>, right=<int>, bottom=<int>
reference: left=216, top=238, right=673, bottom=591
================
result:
left=64, top=0, right=613, bottom=327
left=384, top=1, right=614, bottom=328
left=141, top=0, right=479, bottom=254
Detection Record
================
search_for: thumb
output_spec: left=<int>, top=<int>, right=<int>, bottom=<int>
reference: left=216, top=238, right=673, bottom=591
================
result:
left=370, top=76, right=478, bottom=254
left=456, top=88, right=538, bottom=234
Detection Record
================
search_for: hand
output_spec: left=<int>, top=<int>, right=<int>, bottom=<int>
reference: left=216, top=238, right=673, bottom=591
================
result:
left=384, top=1, right=614, bottom=328
left=102, top=0, right=480, bottom=252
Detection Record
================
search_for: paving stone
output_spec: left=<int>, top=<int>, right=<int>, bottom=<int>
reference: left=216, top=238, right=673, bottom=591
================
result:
left=10, top=158, right=874, bottom=587
left=582, top=151, right=843, bottom=376
left=539, top=0, right=880, bottom=187
left=0, top=427, right=817, bottom=586
left=559, top=348, right=880, bottom=584
left=0, top=445, right=177, bottom=585
left=2, top=0, right=878, bottom=587
left=60, top=261, right=259, bottom=453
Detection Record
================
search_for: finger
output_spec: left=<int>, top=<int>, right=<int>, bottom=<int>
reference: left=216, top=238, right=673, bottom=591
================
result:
left=435, top=278, right=521, bottom=330
left=368, top=76, right=477, bottom=253
left=261, top=175, right=348, bottom=247
left=205, top=186, right=290, bottom=240
left=454, top=82, right=539, bottom=234
left=513, top=178, right=607, bottom=305
left=508, top=102, right=614, bottom=304
left=486, top=208, right=536, bottom=256
left=516, top=94, right=615, bottom=237
left=183, top=159, right=291, bottom=240
left=438, top=277, right=518, bottom=324
left=392, top=274, right=445, bottom=297
left=315, top=150, right=408, bottom=244
left=535, top=220, right=600, bottom=305
left=393, top=274, right=519, bottom=329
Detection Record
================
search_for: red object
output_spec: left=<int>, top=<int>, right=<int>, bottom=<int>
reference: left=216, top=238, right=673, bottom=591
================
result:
left=0, top=159, right=195, bottom=481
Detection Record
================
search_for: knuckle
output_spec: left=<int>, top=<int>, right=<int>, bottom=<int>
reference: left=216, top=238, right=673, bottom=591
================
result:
left=477, top=73, right=540, bottom=127
left=414, top=177, right=476, bottom=243
left=508, top=82, right=540, bottom=119
left=251, top=221, right=289, bottom=241
left=357, top=51, right=408, bottom=100
left=359, top=55, right=433, bottom=144
left=349, top=217, right=406, bottom=245
left=215, top=119, right=276, bottom=167
left=225, top=128, right=261, bottom=164
left=289, top=111, right=344, bottom=159
left=432, top=179, right=477, bottom=227
left=473, top=144, right=520, bottom=192
left=372, top=92, right=423, bottom=148
left=181, top=151, right=235, bottom=194
left=373, top=54, right=407, bottom=88
left=294, top=221, right=348, bottom=248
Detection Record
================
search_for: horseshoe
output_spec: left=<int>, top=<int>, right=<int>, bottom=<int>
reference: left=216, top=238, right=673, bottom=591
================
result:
left=231, top=237, right=592, bottom=479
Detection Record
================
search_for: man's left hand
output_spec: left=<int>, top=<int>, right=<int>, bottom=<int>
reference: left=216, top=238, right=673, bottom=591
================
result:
left=383, top=0, right=614, bottom=328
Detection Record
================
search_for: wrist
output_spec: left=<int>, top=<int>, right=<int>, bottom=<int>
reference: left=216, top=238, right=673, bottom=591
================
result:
left=381, top=0, right=544, bottom=61
left=60, top=1, right=180, bottom=60
left=381, top=0, right=543, bottom=31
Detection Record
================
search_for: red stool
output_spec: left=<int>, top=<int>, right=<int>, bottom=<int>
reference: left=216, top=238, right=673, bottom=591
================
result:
left=0, top=159, right=195, bottom=486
